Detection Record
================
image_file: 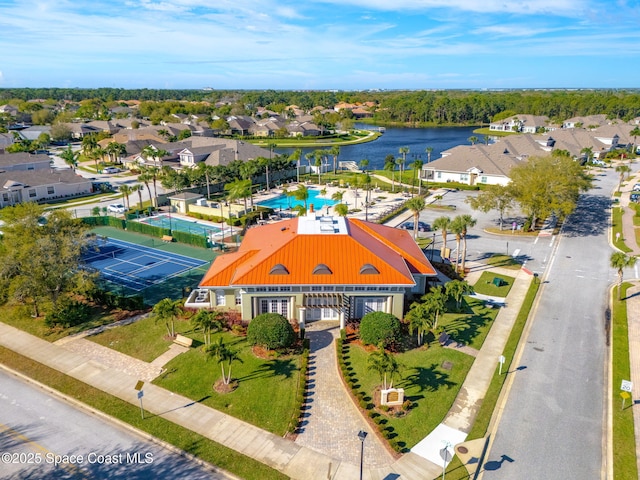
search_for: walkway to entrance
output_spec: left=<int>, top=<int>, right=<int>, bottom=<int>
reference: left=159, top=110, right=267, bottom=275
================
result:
left=294, top=321, right=394, bottom=468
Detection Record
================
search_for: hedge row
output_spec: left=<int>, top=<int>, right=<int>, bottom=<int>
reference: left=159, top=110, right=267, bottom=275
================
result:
left=170, top=229, right=209, bottom=248
left=125, top=220, right=170, bottom=237
left=336, top=329, right=405, bottom=453
left=288, top=338, right=311, bottom=434
left=81, top=216, right=126, bottom=229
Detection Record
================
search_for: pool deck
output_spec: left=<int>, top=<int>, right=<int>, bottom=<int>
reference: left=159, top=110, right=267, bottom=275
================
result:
left=255, top=182, right=414, bottom=223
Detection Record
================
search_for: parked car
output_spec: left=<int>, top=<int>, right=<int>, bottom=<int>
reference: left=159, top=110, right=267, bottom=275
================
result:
left=631, top=194, right=640, bottom=203
left=103, top=167, right=121, bottom=174
left=107, top=203, right=126, bottom=213
left=399, top=221, right=431, bottom=232
left=632, top=183, right=640, bottom=191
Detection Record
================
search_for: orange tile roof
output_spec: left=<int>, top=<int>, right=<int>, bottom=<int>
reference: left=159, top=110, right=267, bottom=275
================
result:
left=199, top=216, right=436, bottom=287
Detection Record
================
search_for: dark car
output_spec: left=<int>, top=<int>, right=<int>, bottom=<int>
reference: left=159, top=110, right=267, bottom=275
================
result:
left=399, top=221, right=430, bottom=232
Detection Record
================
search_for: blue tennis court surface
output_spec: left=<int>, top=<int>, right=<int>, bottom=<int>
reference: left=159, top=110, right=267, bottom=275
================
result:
left=83, top=237, right=208, bottom=291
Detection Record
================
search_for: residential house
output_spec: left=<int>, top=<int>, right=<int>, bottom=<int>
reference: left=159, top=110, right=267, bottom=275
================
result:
left=562, top=114, right=609, bottom=129
left=489, top=115, right=549, bottom=133
left=424, top=142, right=529, bottom=186
left=0, top=152, right=92, bottom=208
left=0, top=105, right=18, bottom=116
left=185, top=209, right=437, bottom=328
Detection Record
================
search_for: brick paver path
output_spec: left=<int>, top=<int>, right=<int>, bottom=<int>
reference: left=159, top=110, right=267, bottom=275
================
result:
left=294, top=321, right=394, bottom=468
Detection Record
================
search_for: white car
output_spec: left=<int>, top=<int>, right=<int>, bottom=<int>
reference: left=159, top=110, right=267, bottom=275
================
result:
left=103, top=167, right=121, bottom=174
left=107, top=203, right=126, bottom=214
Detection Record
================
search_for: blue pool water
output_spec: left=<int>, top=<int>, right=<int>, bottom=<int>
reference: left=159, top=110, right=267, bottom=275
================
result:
left=258, top=188, right=337, bottom=210
left=140, top=215, right=222, bottom=236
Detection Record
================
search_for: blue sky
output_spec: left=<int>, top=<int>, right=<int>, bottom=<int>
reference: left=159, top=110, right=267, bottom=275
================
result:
left=1, top=0, right=639, bottom=90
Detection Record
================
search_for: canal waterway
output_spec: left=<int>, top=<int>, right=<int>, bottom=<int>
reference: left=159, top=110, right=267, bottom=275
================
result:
left=275, top=124, right=478, bottom=170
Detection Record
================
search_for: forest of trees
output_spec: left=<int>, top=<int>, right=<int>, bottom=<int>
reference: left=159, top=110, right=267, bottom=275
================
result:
left=2, top=88, right=640, bottom=128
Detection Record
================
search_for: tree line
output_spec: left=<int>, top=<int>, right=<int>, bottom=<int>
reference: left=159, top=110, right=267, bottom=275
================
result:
left=3, top=89, right=640, bottom=128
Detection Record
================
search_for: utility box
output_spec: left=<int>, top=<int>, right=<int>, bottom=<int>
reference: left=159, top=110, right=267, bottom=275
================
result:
left=492, top=277, right=505, bottom=287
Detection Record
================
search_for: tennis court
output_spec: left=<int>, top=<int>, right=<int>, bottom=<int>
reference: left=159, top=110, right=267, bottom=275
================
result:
left=83, top=237, right=208, bottom=291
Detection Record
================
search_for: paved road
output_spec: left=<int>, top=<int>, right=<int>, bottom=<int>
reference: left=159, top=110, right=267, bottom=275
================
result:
left=0, top=370, right=230, bottom=480
left=481, top=170, right=618, bottom=479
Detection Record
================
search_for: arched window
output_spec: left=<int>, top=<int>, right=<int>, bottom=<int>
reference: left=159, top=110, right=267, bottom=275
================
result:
left=269, top=263, right=289, bottom=275
left=359, top=263, right=379, bottom=274
left=312, top=263, right=332, bottom=275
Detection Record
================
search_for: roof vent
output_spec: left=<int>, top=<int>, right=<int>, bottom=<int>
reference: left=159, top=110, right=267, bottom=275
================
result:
left=359, top=263, right=380, bottom=275
left=269, top=264, right=289, bottom=275
left=312, top=263, right=332, bottom=275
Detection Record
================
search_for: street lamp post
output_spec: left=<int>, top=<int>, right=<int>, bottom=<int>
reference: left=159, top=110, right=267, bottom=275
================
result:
left=431, top=232, right=436, bottom=261
left=357, top=430, right=368, bottom=480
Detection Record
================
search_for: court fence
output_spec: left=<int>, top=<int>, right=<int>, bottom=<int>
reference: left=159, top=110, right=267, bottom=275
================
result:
left=81, top=215, right=208, bottom=248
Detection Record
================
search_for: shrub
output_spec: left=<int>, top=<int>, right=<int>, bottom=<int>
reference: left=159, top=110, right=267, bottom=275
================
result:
left=44, top=299, right=92, bottom=328
left=359, top=312, right=402, bottom=347
left=246, top=313, right=296, bottom=350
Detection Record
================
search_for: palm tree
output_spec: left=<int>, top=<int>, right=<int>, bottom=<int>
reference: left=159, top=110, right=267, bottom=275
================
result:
left=138, top=171, right=153, bottom=210
left=445, top=280, right=474, bottom=310
left=331, top=190, right=345, bottom=204
left=191, top=310, right=223, bottom=346
left=152, top=298, right=183, bottom=338
left=406, top=301, right=436, bottom=346
left=459, top=214, right=477, bottom=274
left=131, top=184, right=144, bottom=210
left=425, top=146, right=434, bottom=163
left=398, top=146, right=409, bottom=179
left=433, top=216, right=452, bottom=259
left=314, top=155, right=323, bottom=184
left=329, top=145, right=340, bottom=174
left=290, top=148, right=302, bottom=183
left=396, top=156, right=405, bottom=187
left=367, top=345, right=400, bottom=390
left=81, top=134, right=98, bottom=157
left=405, top=196, right=426, bottom=240
left=225, top=178, right=252, bottom=214
left=468, top=136, right=479, bottom=145
left=616, top=164, right=631, bottom=192
left=334, top=203, right=348, bottom=216
left=206, top=338, right=242, bottom=386
left=411, top=160, right=424, bottom=195
left=359, top=158, right=369, bottom=172
left=424, top=285, right=446, bottom=329
left=580, top=147, right=594, bottom=164
left=450, top=216, right=465, bottom=272
left=119, top=184, right=132, bottom=210
left=106, top=141, right=126, bottom=164
left=610, top=252, right=637, bottom=300
left=293, top=184, right=309, bottom=213
left=59, top=145, right=79, bottom=171
left=384, top=155, right=396, bottom=192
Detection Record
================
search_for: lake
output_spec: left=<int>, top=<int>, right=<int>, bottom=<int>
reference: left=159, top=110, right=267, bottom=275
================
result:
left=275, top=124, right=478, bottom=170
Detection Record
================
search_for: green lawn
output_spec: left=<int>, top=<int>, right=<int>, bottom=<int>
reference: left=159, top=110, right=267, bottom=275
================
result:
left=612, top=284, right=638, bottom=480
left=0, top=346, right=285, bottom=480
left=154, top=331, right=302, bottom=436
left=347, top=342, right=474, bottom=449
left=438, top=297, right=499, bottom=350
left=88, top=314, right=193, bottom=362
left=612, top=207, right=633, bottom=253
left=485, top=254, right=523, bottom=269
left=0, top=302, right=135, bottom=343
left=472, top=272, right=515, bottom=297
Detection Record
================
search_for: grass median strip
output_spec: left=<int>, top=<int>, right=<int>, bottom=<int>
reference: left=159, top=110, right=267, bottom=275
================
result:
left=611, top=284, right=638, bottom=480
left=0, top=346, right=287, bottom=480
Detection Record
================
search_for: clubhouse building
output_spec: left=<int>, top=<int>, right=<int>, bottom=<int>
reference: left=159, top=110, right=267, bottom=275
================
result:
left=186, top=206, right=437, bottom=327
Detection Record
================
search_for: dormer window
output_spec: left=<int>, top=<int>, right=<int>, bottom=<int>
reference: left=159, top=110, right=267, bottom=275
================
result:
left=359, top=263, right=379, bottom=275
left=269, top=264, right=289, bottom=275
left=312, top=263, right=332, bottom=275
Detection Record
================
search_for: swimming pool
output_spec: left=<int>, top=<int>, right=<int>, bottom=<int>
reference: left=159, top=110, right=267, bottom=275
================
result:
left=140, top=214, right=223, bottom=237
left=258, top=188, right=337, bottom=210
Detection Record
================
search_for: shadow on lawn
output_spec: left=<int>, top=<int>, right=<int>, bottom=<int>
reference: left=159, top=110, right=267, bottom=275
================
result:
left=445, top=309, right=494, bottom=347
left=399, top=363, right=456, bottom=392
left=236, top=358, right=298, bottom=382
